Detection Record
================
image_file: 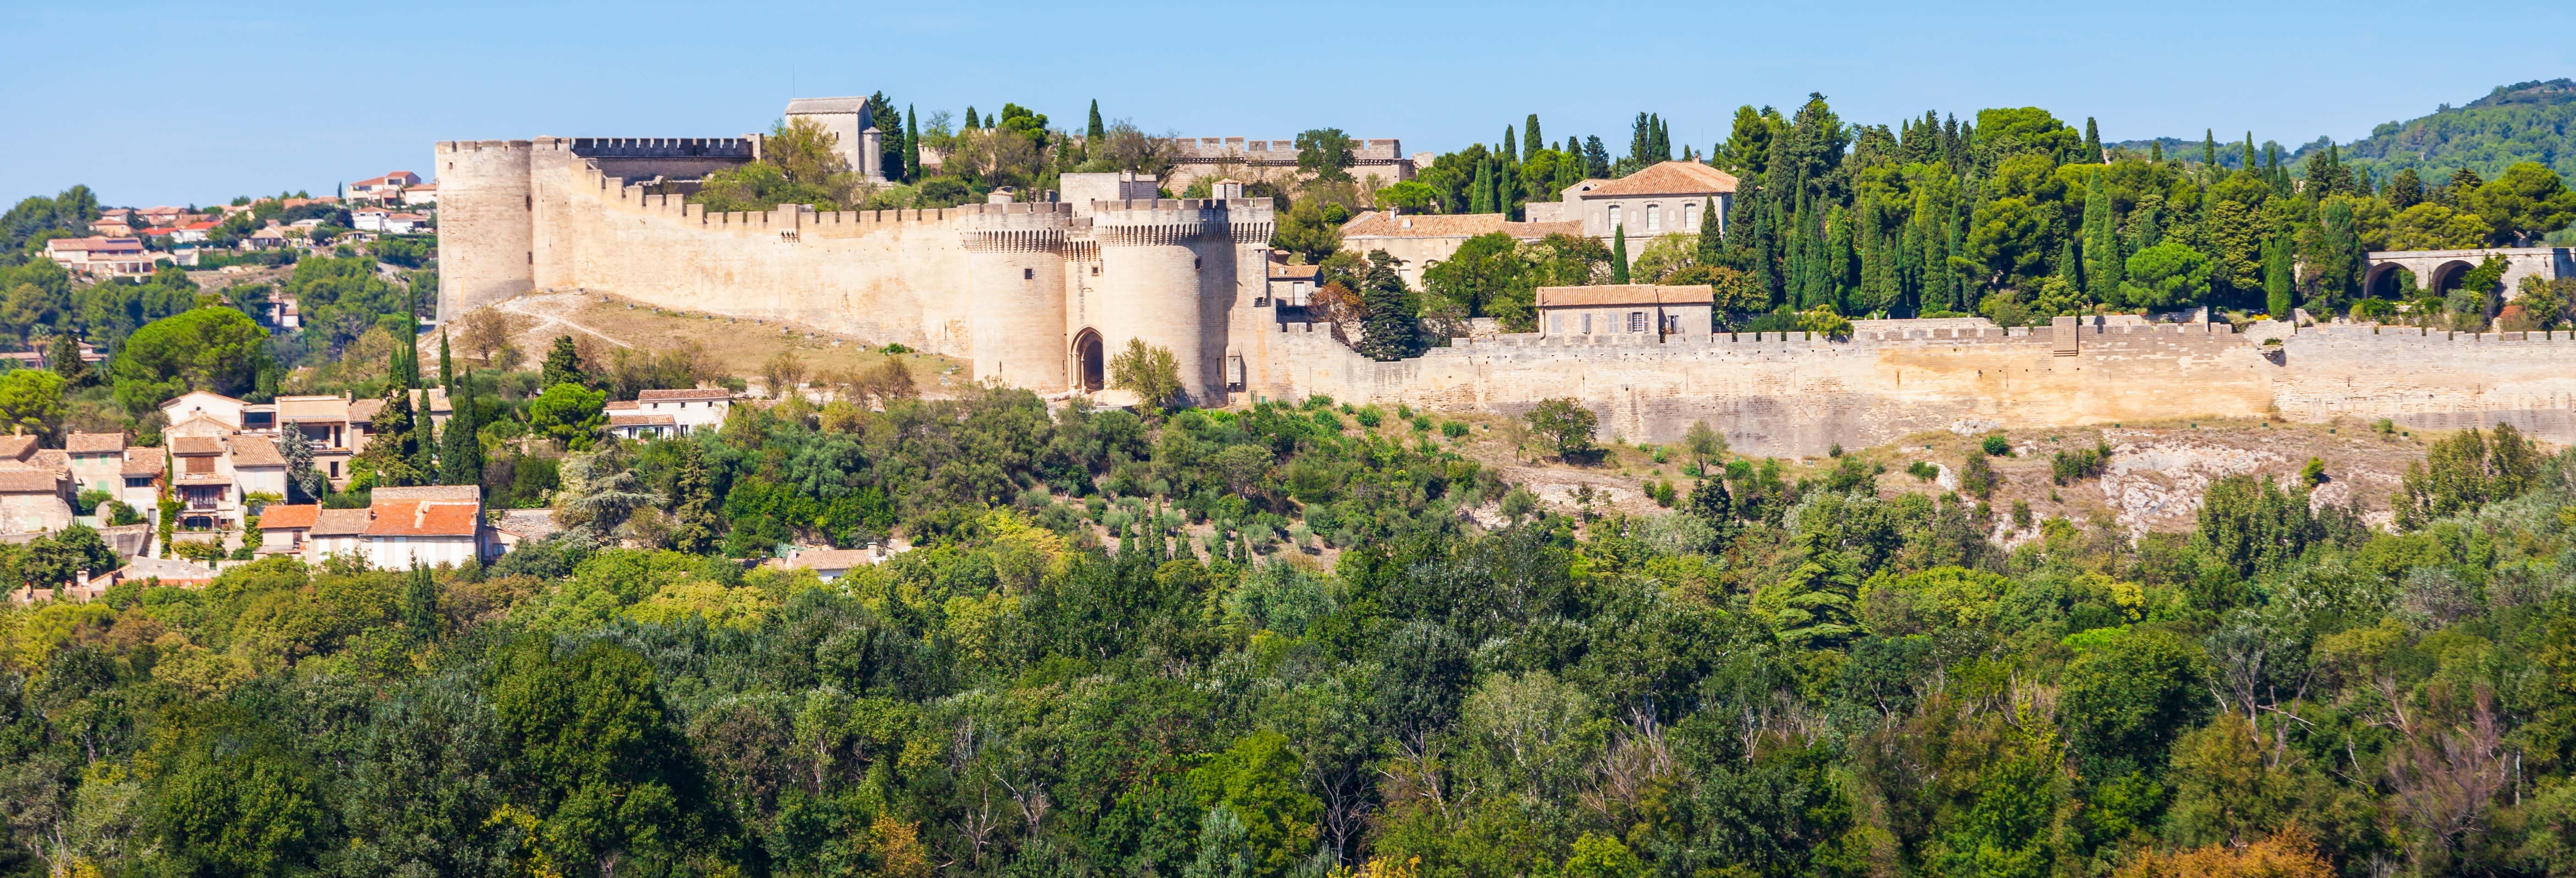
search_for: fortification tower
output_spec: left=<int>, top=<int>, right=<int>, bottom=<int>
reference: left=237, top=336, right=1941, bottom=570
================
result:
left=1094, top=199, right=1232, bottom=404
left=958, top=201, right=1075, bottom=391
left=432, top=140, right=535, bottom=322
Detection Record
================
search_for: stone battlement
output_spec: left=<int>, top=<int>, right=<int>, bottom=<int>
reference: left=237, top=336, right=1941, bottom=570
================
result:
left=561, top=137, right=757, bottom=159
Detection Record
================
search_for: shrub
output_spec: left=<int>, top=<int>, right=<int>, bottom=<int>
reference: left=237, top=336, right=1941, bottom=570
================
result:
left=1980, top=435, right=2014, bottom=456
left=1441, top=421, right=1468, bottom=439
left=2051, top=442, right=2112, bottom=484
left=1906, top=461, right=1939, bottom=481
left=1961, top=454, right=2000, bottom=499
left=1355, top=406, right=1382, bottom=428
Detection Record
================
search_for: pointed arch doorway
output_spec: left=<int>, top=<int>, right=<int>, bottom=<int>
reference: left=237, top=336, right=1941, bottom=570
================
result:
left=1072, top=328, right=1105, bottom=393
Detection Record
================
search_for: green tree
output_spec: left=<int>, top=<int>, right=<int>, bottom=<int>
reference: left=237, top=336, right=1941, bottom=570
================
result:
left=2081, top=171, right=2122, bottom=301
left=2397, top=423, right=2544, bottom=527
left=2462, top=161, right=2576, bottom=244
left=528, top=382, right=609, bottom=451
left=2263, top=234, right=2295, bottom=317
left=109, top=307, right=268, bottom=415
left=439, top=378, right=483, bottom=486
left=668, top=442, right=721, bottom=555
left=1110, top=338, right=1186, bottom=409
left=1188, top=732, right=1320, bottom=878
left=2119, top=242, right=2213, bottom=309
left=1355, top=251, right=1419, bottom=361
left=0, top=367, right=67, bottom=438
left=487, top=637, right=710, bottom=877
left=1610, top=225, right=1630, bottom=283
left=2194, top=474, right=2325, bottom=580
left=2061, top=628, right=2209, bottom=777
left=1294, top=129, right=1357, bottom=183
left=46, top=333, right=90, bottom=387
left=1521, top=398, right=1597, bottom=461
left=147, top=707, right=323, bottom=878
left=542, top=335, right=583, bottom=389
left=1271, top=197, right=1346, bottom=265
left=1420, top=233, right=1534, bottom=328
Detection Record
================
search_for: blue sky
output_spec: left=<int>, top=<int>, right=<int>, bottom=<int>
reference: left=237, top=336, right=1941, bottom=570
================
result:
left=4, top=0, right=2569, bottom=207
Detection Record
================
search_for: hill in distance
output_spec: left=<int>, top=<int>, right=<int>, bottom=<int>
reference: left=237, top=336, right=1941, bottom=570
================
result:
left=2106, top=78, right=2576, bottom=184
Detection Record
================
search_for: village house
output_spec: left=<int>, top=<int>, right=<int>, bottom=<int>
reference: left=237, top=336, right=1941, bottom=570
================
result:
left=117, top=447, right=162, bottom=512
left=1333, top=211, right=1583, bottom=289
left=1522, top=160, right=1739, bottom=245
left=362, top=485, right=493, bottom=567
left=348, top=171, right=422, bottom=204
left=633, top=389, right=731, bottom=430
left=64, top=432, right=126, bottom=496
left=1535, top=284, right=1716, bottom=339
left=401, top=182, right=437, bottom=206
left=43, top=237, right=153, bottom=277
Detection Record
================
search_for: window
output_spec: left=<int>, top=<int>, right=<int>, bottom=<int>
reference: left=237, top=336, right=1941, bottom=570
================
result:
left=1606, top=204, right=1621, bottom=231
left=1629, top=311, right=1648, bottom=333
left=1684, top=201, right=1699, bottom=229
left=1023, top=267, right=1034, bottom=280
left=1646, top=204, right=1661, bottom=232
left=1550, top=313, right=1562, bottom=334
left=1581, top=313, right=1593, bottom=334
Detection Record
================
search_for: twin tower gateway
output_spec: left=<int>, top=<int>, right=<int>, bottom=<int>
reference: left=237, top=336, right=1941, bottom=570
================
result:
left=435, top=96, right=1277, bottom=405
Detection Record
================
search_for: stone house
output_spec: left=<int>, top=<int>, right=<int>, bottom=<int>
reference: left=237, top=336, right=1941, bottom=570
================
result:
left=64, top=432, right=126, bottom=497
left=255, top=504, right=318, bottom=556
left=361, top=485, right=492, bottom=568
left=1536, top=284, right=1715, bottom=338
left=1523, top=161, right=1738, bottom=247
left=0, top=469, right=72, bottom=533
left=168, top=436, right=235, bottom=529
left=118, top=448, right=162, bottom=511
left=1335, top=211, right=1583, bottom=290
left=306, top=508, right=372, bottom=561
left=633, top=389, right=730, bottom=431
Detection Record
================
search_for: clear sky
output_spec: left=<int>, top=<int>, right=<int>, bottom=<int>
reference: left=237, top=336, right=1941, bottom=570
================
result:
left=4, top=0, right=2569, bottom=207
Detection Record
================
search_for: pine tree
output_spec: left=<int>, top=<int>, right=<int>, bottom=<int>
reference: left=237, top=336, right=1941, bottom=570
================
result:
left=1611, top=227, right=1630, bottom=283
left=47, top=334, right=87, bottom=387
left=964, top=107, right=979, bottom=130
left=2389, top=167, right=2424, bottom=209
left=1582, top=136, right=1610, bottom=178
left=669, top=442, right=720, bottom=554
left=542, top=336, right=582, bottom=389
left=1355, top=251, right=1419, bottom=361
left=1087, top=100, right=1105, bottom=141
left=1523, top=114, right=1542, bottom=161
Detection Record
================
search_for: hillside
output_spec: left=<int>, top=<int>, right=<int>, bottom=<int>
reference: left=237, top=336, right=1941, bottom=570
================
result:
left=436, top=291, right=967, bottom=395
left=2105, top=78, right=2576, bottom=185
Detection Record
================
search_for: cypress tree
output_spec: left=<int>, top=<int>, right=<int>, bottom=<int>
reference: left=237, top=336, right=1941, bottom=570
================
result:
left=1697, top=197, right=1724, bottom=264
left=403, top=565, right=437, bottom=639
left=670, top=442, right=720, bottom=554
left=1750, top=197, right=1779, bottom=308
left=1524, top=114, right=1542, bottom=161
left=2149, top=140, right=2163, bottom=163
left=439, top=376, right=481, bottom=486
left=1087, top=100, right=1105, bottom=141
left=1611, top=226, right=1630, bottom=283
left=2082, top=117, right=2101, bottom=163
left=905, top=106, right=921, bottom=183
left=2082, top=171, right=2122, bottom=302
left=1469, top=161, right=1494, bottom=214
left=1356, top=252, right=1419, bottom=360
left=1501, top=127, right=1516, bottom=168
left=438, top=330, right=453, bottom=390
left=2243, top=132, right=2257, bottom=172
left=2263, top=234, right=2295, bottom=318
left=2203, top=129, right=2217, bottom=172
left=964, top=106, right=979, bottom=129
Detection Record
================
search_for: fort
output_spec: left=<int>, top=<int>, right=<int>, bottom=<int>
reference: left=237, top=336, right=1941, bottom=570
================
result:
left=437, top=103, right=2576, bottom=457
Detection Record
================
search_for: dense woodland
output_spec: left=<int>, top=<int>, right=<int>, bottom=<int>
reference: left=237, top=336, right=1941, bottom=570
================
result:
left=7, top=85, right=2576, bottom=878
left=2, top=370, right=2576, bottom=877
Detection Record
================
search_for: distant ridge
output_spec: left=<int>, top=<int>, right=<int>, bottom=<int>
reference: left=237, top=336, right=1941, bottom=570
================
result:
left=2106, top=78, right=2576, bottom=184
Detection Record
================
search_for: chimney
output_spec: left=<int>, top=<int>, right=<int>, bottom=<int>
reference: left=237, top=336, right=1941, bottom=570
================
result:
left=74, top=569, right=89, bottom=596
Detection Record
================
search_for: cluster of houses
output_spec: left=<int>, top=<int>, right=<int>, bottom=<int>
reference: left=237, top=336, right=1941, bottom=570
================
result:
left=42, top=170, right=437, bottom=278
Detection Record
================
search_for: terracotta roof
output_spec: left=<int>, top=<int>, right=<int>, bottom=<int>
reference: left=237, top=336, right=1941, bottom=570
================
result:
left=0, top=470, right=58, bottom=493
left=65, top=432, right=126, bottom=453
left=1535, top=284, right=1717, bottom=308
left=32, top=450, right=67, bottom=471
left=783, top=548, right=876, bottom=571
left=122, top=450, right=164, bottom=476
left=610, top=414, right=678, bottom=427
left=373, top=485, right=480, bottom=502
left=227, top=435, right=286, bottom=467
left=605, top=400, right=639, bottom=411
left=171, top=436, right=223, bottom=456
left=637, top=388, right=729, bottom=402
left=363, top=500, right=480, bottom=537
left=1339, top=211, right=1582, bottom=240
left=311, top=508, right=372, bottom=536
left=784, top=96, right=870, bottom=114
left=1268, top=263, right=1321, bottom=280
left=1579, top=161, right=1739, bottom=198
left=259, top=504, right=319, bottom=529
left=0, top=436, right=35, bottom=460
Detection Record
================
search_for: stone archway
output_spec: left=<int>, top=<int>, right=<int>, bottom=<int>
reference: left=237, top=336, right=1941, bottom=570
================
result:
left=2428, top=259, right=2477, bottom=294
left=2364, top=261, right=2409, bottom=299
left=1071, top=328, right=1104, bottom=393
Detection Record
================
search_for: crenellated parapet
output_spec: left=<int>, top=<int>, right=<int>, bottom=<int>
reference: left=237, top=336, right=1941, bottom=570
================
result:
left=955, top=202, right=1075, bottom=253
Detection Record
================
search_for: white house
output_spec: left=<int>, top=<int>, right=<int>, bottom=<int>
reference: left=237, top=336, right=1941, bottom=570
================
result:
left=361, top=485, right=494, bottom=567
left=633, top=389, right=733, bottom=430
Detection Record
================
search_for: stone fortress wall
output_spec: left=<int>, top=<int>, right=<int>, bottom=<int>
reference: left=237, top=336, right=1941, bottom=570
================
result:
left=1244, top=315, right=2576, bottom=457
left=439, top=137, right=2576, bottom=458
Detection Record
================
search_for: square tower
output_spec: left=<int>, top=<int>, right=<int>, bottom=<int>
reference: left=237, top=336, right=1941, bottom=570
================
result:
left=782, top=96, right=884, bottom=182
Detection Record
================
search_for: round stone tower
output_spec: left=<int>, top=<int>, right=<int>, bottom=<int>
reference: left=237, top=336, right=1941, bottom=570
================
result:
left=959, top=201, right=1073, bottom=391
left=431, top=140, right=535, bottom=322
left=1094, top=198, right=1229, bottom=404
